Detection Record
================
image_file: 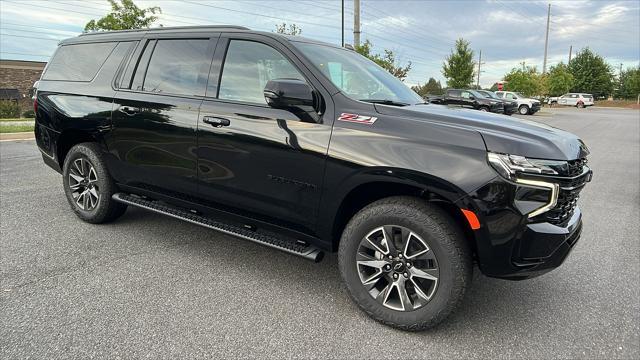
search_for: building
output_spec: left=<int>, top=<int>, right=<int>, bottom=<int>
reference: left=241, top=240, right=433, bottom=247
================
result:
left=0, top=59, right=47, bottom=115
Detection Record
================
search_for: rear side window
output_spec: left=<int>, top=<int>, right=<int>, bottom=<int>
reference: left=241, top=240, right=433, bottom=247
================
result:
left=43, top=42, right=117, bottom=81
left=447, top=90, right=460, bottom=97
left=142, top=39, right=210, bottom=96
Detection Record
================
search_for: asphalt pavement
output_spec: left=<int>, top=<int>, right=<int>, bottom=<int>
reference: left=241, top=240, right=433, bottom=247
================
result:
left=1, top=107, right=638, bottom=359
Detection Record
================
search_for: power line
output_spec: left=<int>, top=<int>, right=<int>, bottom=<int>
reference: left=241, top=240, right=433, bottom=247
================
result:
left=0, top=33, right=62, bottom=42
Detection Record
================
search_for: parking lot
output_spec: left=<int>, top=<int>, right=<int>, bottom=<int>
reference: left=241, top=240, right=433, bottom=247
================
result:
left=1, top=107, right=638, bottom=358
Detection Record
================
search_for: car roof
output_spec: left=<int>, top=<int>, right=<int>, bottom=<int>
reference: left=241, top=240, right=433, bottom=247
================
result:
left=59, top=25, right=340, bottom=49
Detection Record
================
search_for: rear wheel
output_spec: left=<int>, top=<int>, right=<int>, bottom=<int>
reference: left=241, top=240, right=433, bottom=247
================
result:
left=338, top=196, right=472, bottom=330
left=577, top=102, right=585, bottom=108
left=479, top=106, right=489, bottom=112
left=518, top=104, right=530, bottom=115
left=62, top=143, right=127, bottom=223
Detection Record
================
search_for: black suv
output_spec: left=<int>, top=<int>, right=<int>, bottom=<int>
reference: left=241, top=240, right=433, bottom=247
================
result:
left=476, top=89, right=518, bottom=115
left=34, top=26, right=592, bottom=330
left=428, top=89, right=504, bottom=113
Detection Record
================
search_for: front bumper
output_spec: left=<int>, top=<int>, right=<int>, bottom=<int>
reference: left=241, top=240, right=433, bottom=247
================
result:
left=458, top=177, right=585, bottom=280
left=530, top=102, right=541, bottom=112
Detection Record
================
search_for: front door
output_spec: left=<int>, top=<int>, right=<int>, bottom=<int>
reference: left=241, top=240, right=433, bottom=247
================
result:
left=107, top=37, right=215, bottom=198
left=196, top=35, right=333, bottom=233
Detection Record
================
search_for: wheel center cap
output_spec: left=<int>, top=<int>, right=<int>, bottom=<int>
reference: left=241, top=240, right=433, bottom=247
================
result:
left=392, top=261, right=405, bottom=272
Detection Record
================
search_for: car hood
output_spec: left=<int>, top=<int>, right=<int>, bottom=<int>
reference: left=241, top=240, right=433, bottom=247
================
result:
left=374, top=104, right=589, bottom=160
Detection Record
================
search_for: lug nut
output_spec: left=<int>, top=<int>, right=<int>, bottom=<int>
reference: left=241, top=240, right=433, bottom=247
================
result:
left=407, top=262, right=412, bottom=268
left=398, top=254, right=403, bottom=258
left=384, top=264, right=391, bottom=270
left=403, top=272, right=409, bottom=278
left=393, top=273, right=399, bottom=279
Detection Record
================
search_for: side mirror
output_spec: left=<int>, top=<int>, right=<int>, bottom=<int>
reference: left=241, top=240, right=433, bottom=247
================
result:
left=264, top=79, right=315, bottom=110
left=468, top=95, right=475, bottom=100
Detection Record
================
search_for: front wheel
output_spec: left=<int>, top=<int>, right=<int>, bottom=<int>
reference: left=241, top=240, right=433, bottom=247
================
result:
left=577, top=102, right=585, bottom=108
left=62, top=143, right=127, bottom=223
left=518, top=104, right=530, bottom=115
left=338, top=196, right=472, bottom=331
left=479, top=106, right=489, bottom=112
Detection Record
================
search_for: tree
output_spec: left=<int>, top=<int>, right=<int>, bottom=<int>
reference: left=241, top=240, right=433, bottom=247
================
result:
left=84, top=0, right=161, bottom=32
left=355, top=40, right=412, bottom=81
left=546, top=62, right=574, bottom=96
left=503, top=66, right=545, bottom=97
left=442, top=38, right=475, bottom=88
left=615, top=66, right=640, bottom=99
left=275, top=23, right=302, bottom=36
left=411, top=77, right=443, bottom=97
left=568, top=47, right=614, bottom=98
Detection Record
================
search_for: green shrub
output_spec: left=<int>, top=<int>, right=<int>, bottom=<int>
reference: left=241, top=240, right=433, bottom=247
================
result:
left=0, top=101, right=21, bottom=118
left=22, top=109, right=35, bottom=118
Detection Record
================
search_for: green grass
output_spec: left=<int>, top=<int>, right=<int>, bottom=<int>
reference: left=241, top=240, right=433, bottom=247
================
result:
left=0, top=118, right=34, bottom=122
left=0, top=124, right=35, bottom=133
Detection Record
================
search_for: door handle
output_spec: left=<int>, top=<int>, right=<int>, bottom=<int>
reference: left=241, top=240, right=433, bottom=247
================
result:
left=202, top=116, right=230, bottom=127
left=118, top=106, right=140, bottom=115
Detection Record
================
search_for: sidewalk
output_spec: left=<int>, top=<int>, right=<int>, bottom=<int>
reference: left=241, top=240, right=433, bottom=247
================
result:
left=0, top=132, right=35, bottom=141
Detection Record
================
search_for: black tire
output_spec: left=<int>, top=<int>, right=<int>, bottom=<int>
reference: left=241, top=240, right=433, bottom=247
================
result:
left=478, top=106, right=489, bottom=112
left=338, top=196, right=472, bottom=331
left=577, top=102, right=585, bottom=108
left=62, top=142, right=127, bottom=223
left=518, top=104, right=530, bottom=115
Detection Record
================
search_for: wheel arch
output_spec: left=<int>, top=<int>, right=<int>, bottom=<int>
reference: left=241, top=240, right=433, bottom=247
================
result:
left=324, top=169, right=477, bottom=252
left=56, top=129, right=98, bottom=168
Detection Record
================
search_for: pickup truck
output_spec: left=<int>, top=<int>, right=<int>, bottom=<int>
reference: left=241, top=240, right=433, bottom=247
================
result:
left=427, top=89, right=504, bottom=113
left=495, top=91, right=541, bottom=115
left=548, top=93, right=594, bottom=108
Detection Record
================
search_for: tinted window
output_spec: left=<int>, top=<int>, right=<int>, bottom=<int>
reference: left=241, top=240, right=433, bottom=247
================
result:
left=219, top=40, right=305, bottom=104
left=505, top=93, right=516, bottom=99
left=43, top=42, right=117, bottom=81
left=447, top=90, right=460, bottom=97
left=142, top=39, right=210, bottom=96
left=461, top=91, right=472, bottom=99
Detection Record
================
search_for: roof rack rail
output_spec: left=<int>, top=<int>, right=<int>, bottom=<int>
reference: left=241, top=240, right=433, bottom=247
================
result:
left=79, top=25, right=250, bottom=36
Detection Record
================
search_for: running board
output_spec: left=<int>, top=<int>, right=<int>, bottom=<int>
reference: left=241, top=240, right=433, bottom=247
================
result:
left=112, top=193, right=324, bottom=262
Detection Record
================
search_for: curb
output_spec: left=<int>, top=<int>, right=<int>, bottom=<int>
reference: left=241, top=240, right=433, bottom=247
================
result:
left=0, top=132, right=35, bottom=141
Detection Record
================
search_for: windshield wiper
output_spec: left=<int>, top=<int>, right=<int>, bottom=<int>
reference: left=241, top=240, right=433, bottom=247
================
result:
left=359, top=99, right=410, bottom=106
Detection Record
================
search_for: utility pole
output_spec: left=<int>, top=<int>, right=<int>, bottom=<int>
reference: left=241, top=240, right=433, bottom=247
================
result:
left=476, top=50, right=483, bottom=89
left=542, top=3, right=551, bottom=73
left=521, top=61, right=526, bottom=71
left=568, top=45, right=572, bottom=63
left=341, top=0, right=344, bottom=47
left=354, top=0, right=361, bottom=47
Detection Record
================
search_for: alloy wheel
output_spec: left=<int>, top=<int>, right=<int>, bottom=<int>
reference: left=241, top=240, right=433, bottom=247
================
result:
left=68, top=157, right=100, bottom=211
left=356, top=225, right=439, bottom=312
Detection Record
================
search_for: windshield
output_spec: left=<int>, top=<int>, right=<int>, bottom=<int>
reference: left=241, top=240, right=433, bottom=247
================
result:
left=468, top=90, right=487, bottom=99
left=294, top=41, right=423, bottom=105
left=479, top=90, right=499, bottom=99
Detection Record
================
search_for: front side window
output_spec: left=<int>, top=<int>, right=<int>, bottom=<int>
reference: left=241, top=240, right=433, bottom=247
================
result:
left=461, top=91, right=472, bottom=99
left=294, top=41, right=423, bottom=105
left=142, top=39, right=210, bottom=96
left=218, top=40, right=306, bottom=104
left=505, top=93, right=516, bottom=100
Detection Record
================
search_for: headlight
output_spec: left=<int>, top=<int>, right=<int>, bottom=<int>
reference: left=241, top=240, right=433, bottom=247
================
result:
left=487, top=152, right=564, bottom=179
left=488, top=152, right=562, bottom=218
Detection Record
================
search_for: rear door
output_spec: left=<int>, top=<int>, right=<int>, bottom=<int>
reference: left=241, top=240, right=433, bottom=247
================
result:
left=107, top=35, right=216, bottom=198
left=446, top=89, right=461, bottom=106
left=196, top=34, right=333, bottom=233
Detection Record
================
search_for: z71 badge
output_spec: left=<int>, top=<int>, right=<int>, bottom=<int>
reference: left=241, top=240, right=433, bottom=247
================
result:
left=337, top=113, right=378, bottom=125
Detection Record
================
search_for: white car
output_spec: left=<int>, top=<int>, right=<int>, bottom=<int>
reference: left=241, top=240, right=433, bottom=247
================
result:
left=548, top=93, right=594, bottom=108
left=494, top=91, right=541, bottom=115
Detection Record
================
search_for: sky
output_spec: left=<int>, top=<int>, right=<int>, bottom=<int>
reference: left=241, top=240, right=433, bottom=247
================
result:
left=1, top=0, right=639, bottom=88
